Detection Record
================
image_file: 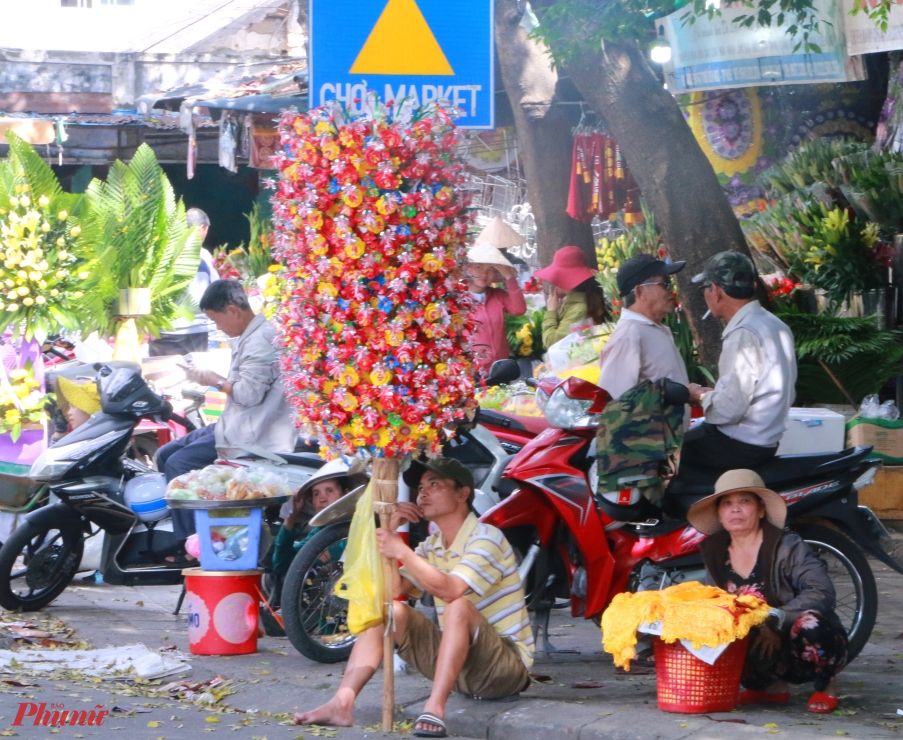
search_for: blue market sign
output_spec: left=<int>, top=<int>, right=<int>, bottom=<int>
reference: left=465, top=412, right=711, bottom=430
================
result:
left=309, top=0, right=494, bottom=128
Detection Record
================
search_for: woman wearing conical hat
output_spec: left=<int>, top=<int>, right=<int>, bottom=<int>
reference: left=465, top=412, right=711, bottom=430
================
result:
left=466, top=218, right=527, bottom=372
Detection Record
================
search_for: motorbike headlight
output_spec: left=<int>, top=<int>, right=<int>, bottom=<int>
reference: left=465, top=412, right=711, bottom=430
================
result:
left=534, top=386, right=550, bottom=412
left=544, top=387, right=597, bottom=429
left=29, top=430, right=126, bottom=481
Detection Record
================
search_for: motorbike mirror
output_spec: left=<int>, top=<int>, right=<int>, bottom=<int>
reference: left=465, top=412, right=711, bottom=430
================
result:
left=486, top=359, right=520, bottom=387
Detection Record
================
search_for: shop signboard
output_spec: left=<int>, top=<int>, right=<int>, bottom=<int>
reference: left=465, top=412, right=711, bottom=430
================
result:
left=844, top=0, right=903, bottom=55
left=658, top=0, right=864, bottom=92
left=308, top=0, right=494, bottom=128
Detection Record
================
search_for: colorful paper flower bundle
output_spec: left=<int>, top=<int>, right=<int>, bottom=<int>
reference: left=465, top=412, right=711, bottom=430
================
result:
left=270, top=100, right=477, bottom=458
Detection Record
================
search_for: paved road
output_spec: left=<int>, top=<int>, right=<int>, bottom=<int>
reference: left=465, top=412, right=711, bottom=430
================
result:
left=2, top=558, right=903, bottom=739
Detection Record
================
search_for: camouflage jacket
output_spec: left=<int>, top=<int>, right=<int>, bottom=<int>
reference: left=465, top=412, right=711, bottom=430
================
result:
left=595, top=379, right=685, bottom=503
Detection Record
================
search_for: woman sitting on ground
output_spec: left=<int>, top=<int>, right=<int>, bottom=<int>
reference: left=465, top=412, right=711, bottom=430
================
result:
left=687, top=469, right=848, bottom=714
left=273, top=468, right=351, bottom=576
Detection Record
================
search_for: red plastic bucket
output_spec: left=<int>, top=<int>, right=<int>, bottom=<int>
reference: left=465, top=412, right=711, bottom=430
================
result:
left=182, top=568, right=262, bottom=655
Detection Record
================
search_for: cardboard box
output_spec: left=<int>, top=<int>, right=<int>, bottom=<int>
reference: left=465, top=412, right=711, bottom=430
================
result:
left=859, top=466, right=903, bottom=520
left=846, top=416, right=903, bottom=464
left=777, top=408, right=846, bottom=455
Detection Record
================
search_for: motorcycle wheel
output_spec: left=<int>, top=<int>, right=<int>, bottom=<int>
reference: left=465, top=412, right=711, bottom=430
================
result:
left=793, top=523, right=877, bottom=662
left=282, top=522, right=355, bottom=663
left=0, top=521, right=84, bottom=611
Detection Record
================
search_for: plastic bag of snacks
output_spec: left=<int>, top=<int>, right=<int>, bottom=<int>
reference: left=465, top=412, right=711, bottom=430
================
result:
left=165, top=464, right=291, bottom=501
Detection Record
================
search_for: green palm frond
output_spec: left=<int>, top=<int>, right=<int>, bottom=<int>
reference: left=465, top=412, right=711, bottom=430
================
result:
left=82, top=144, right=200, bottom=337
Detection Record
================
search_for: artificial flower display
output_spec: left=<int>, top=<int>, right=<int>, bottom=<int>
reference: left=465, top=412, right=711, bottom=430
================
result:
left=0, top=367, right=51, bottom=442
left=0, top=133, right=97, bottom=343
left=271, top=100, right=476, bottom=459
left=601, top=582, right=770, bottom=670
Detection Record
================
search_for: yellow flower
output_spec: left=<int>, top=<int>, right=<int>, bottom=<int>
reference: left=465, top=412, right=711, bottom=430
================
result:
left=38, top=195, right=49, bottom=207
left=19, top=196, right=29, bottom=208
left=69, top=225, right=80, bottom=237
left=58, top=211, right=68, bottom=221
left=21, top=297, right=33, bottom=306
left=34, top=295, right=44, bottom=305
left=4, top=409, right=20, bottom=425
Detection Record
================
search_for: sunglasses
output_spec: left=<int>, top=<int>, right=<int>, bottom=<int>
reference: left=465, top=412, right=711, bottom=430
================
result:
left=636, top=276, right=673, bottom=291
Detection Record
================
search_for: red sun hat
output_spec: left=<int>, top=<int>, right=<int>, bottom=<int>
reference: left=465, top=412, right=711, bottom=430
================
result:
left=533, top=246, right=597, bottom=292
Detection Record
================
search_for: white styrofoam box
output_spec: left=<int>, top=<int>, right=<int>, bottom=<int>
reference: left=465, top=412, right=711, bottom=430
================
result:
left=777, top=408, right=846, bottom=455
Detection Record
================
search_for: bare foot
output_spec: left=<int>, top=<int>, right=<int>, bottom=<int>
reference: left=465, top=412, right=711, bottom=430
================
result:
left=293, top=697, right=353, bottom=727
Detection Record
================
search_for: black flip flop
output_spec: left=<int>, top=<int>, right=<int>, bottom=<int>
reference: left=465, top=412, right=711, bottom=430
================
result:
left=412, top=712, right=447, bottom=738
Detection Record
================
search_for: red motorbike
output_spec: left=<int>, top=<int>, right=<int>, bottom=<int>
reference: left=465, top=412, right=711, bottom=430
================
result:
left=480, top=375, right=902, bottom=661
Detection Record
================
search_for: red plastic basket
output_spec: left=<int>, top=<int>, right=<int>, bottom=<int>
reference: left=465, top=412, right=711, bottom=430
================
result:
left=653, top=636, right=748, bottom=713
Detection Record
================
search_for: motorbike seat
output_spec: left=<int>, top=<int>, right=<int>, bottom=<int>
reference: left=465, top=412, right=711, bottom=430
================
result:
left=275, top=452, right=326, bottom=469
left=477, top=408, right=549, bottom=436
left=666, top=446, right=872, bottom=509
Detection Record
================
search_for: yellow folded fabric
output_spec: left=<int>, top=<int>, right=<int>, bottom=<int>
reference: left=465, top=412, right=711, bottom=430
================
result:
left=58, top=376, right=101, bottom=415
left=601, top=581, right=770, bottom=670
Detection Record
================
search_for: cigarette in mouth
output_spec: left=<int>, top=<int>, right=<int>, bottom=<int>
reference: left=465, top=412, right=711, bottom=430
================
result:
left=702, top=310, right=712, bottom=320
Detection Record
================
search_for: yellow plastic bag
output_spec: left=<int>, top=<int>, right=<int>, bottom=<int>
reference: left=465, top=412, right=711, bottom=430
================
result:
left=333, top=482, right=385, bottom=634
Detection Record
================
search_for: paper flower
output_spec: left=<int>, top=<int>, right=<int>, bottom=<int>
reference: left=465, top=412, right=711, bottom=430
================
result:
left=271, top=99, right=477, bottom=459
left=0, top=184, right=97, bottom=342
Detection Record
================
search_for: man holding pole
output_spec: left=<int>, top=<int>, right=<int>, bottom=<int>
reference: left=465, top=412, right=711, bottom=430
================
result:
left=294, top=458, right=533, bottom=737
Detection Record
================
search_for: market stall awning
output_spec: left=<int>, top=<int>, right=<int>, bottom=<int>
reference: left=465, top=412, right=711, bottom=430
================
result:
left=194, top=94, right=307, bottom=114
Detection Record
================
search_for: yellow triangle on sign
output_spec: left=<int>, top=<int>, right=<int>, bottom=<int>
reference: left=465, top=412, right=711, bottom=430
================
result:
left=350, top=0, right=454, bottom=76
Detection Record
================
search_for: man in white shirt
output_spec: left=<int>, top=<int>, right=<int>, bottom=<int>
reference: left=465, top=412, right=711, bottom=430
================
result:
left=685, top=252, right=797, bottom=472
left=598, top=254, right=689, bottom=400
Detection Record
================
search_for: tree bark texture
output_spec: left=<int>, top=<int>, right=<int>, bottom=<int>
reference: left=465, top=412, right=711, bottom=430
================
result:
left=494, top=0, right=595, bottom=268
left=564, top=42, right=756, bottom=365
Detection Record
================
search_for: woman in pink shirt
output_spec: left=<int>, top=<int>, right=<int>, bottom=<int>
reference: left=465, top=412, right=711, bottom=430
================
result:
left=466, top=242, right=527, bottom=373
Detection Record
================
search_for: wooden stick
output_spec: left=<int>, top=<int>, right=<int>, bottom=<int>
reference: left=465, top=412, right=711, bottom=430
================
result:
left=371, top=456, right=401, bottom=733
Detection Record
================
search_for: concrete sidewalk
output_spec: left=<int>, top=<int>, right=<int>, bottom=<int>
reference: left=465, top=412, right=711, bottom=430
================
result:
left=3, top=559, right=903, bottom=739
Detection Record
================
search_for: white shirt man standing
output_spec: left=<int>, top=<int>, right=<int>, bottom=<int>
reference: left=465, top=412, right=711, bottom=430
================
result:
left=685, top=252, right=797, bottom=472
left=598, top=254, right=689, bottom=400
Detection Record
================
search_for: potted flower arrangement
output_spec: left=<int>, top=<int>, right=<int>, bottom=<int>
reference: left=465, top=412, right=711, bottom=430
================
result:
left=82, top=144, right=201, bottom=359
left=0, top=133, right=97, bottom=344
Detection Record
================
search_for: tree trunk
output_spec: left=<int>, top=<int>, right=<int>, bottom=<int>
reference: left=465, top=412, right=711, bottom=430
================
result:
left=564, top=42, right=754, bottom=365
left=494, top=0, right=594, bottom=268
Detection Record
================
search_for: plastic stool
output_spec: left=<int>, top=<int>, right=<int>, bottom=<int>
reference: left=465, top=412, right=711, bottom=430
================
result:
left=194, top=507, right=262, bottom=571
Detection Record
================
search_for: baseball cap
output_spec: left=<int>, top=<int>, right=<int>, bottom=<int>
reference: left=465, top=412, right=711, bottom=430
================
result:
left=692, top=252, right=757, bottom=291
left=617, top=254, right=685, bottom=297
left=403, top=456, right=476, bottom=506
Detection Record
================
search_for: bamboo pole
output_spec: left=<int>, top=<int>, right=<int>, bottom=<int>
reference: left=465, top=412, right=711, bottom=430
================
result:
left=371, top=456, right=401, bottom=733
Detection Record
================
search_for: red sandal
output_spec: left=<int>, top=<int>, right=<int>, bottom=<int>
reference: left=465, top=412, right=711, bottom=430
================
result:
left=738, top=689, right=790, bottom=705
left=807, top=691, right=838, bottom=714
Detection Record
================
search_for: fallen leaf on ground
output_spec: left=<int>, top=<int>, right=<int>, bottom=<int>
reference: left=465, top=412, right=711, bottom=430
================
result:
left=529, top=674, right=553, bottom=683
left=571, top=682, right=603, bottom=689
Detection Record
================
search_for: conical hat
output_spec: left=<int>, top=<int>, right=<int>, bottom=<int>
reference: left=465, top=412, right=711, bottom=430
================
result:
left=467, top=242, right=513, bottom=268
left=474, top=217, right=526, bottom=249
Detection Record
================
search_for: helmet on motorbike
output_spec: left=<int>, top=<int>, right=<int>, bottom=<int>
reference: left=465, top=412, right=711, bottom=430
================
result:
left=124, top=473, right=168, bottom=522
left=99, top=366, right=166, bottom=417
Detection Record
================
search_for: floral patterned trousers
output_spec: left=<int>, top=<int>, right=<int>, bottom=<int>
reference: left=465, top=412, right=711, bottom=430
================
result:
left=742, top=610, right=849, bottom=693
